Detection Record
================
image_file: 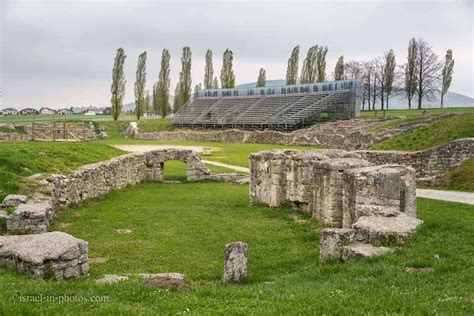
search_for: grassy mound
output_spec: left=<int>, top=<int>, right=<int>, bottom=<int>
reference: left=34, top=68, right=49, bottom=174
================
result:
left=360, top=107, right=474, bottom=119
left=0, top=142, right=123, bottom=200
left=0, top=177, right=472, bottom=314
left=371, top=113, right=474, bottom=151
left=434, top=158, right=474, bottom=192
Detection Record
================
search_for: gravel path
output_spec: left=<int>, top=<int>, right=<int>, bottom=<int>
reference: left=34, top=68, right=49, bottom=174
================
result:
left=416, top=189, right=474, bottom=205
left=202, top=160, right=250, bottom=173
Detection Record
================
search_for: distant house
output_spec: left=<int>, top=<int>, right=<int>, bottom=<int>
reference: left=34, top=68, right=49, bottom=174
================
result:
left=1, top=108, right=18, bottom=116
left=57, top=108, right=73, bottom=115
left=39, top=107, right=56, bottom=115
left=84, top=110, right=97, bottom=116
left=19, top=108, right=39, bottom=115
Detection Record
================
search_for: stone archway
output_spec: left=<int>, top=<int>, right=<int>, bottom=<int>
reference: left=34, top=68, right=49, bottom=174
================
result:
left=147, top=148, right=211, bottom=182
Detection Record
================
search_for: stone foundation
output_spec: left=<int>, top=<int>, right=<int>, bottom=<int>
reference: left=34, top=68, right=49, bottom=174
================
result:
left=250, top=149, right=422, bottom=262
left=250, top=149, right=417, bottom=225
left=0, top=232, right=89, bottom=279
left=356, top=138, right=474, bottom=184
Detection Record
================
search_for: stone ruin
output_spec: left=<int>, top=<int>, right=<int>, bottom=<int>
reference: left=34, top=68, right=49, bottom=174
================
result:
left=0, top=148, right=247, bottom=280
left=222, top=242, right=248, bottom=283
left=249, top=149, right=423, bottom=262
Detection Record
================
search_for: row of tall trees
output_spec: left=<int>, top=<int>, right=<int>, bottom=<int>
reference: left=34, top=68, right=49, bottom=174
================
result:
left=345, top=38, right=453, bottom=111
left=110, top=39, right=455, bottom=120
left=110, top=47, right=237, bottom=120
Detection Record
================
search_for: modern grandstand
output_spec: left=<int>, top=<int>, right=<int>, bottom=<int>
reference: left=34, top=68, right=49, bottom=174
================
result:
left=172, top=79, right=361, bottom=131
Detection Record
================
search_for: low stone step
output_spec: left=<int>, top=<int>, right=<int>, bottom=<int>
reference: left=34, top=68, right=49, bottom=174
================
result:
left=0, top=231, right=88, bottom=279
left=342, top=242, right=393, bottom=260
left=351, top=213, right=422, bottom=245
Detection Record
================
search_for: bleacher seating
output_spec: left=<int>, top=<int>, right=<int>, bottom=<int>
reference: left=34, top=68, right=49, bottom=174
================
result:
left=172, top=80, right=360, bottom=131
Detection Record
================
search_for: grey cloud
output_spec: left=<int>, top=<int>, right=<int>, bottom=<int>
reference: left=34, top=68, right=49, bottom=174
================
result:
left=1, top=0, right=472, bottom=108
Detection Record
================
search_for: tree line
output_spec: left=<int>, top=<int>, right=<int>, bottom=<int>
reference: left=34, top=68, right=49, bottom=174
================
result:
left=110, top=47, right=236, bottom=120
left=110, top=38, right=454, bottom=120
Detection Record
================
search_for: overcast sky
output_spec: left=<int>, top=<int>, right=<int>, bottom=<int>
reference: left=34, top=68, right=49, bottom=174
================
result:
left=1, top=0, right=473, bottom=108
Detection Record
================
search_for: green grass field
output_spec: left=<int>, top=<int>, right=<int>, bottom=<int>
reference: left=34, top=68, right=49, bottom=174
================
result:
left=1, top=176, right=472, bottom=314
left=360, top=107, right=474, bottom=119
left=372, top=113, right=474, bottom=151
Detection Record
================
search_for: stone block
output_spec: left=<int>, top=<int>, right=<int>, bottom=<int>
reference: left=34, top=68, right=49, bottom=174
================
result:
left=2, top=194, right=28, bottom=208
left=223, top=241, right=248, bottom=283
left=0, top=232, right=89, bottom=280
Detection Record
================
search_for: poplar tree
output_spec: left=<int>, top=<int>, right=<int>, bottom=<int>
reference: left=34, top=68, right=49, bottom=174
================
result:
left=405, top=38, right=418, bottom=109
left=441, top=49, right=454, bottom=108
left=153, top=82, right=159, bottom=115
left=286, top=45, right=299, bottom=85
left=194, top=83, right=202, bottom=97
left=176, top=46, right=192, bottom=109
left=384, top=49, right=396, bottom=109
left=156, top=49, right=171, bottom=117
left=134, top=51, right=147, bottom=120
left=316, top=46, right=328, bottom=82
left=213, top=77, right=219, bottom=89
left=301, top=45, right=318, bottom=84
left=173, top=82, right=180, bottom=111
left=334, top=56, right=344, bottom=80
left=110, top=47, right=126, bottom=121
left=203, top=49, right=214, bottom=89
left=256, top=68, right=266, bottom=87
left=220, top=49, right=236, bottom=88
left=145, top=90, right=152, bottom=114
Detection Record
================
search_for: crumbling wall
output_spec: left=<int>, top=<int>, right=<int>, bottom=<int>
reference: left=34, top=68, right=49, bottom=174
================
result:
left=250, top=149, right=417, bottom=228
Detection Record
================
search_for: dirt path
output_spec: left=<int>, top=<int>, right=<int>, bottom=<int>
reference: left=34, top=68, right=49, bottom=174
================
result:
left=416, top=189, right=474, bottom=205
left=201, top=160, right=250, bottom=173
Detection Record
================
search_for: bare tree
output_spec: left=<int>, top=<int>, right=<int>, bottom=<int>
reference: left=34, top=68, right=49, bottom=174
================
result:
left=345, top=60, right=363, bottom=80
left=415, top=39, right=442, bottom=109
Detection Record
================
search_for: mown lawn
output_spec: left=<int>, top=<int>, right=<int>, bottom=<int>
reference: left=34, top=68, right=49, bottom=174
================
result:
left=372, top=113, right=474, bottom=151
left=0, top=176, right=472, bottom=314
left=0, top=142, right=124, bottom=200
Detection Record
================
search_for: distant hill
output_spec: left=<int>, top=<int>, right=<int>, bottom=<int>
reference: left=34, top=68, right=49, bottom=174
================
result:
left=236, top=80, right=474, bottom=109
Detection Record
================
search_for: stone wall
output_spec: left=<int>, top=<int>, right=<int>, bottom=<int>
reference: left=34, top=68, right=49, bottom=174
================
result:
left=0, top=132, right=31, bottom=141
left=0, top=122, right=99, bottom=141
left=356, top=138, right=474, bottom=183
left=249, top=149, right=422, bottom=262
left=250, top=149, right=417, bottom=228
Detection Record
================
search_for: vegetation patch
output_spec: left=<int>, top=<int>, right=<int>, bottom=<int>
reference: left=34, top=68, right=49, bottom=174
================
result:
left=432, top=158, right=474, bottom=192
left=371, top=113, right=474, bottom=151
left=0, top=142, right=123, bottom=200
left=360, top=107, right=474, bottom=119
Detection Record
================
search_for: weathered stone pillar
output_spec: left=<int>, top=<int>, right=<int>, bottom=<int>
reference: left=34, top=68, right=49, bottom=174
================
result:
left=222, top=242, right=248, bottom=283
